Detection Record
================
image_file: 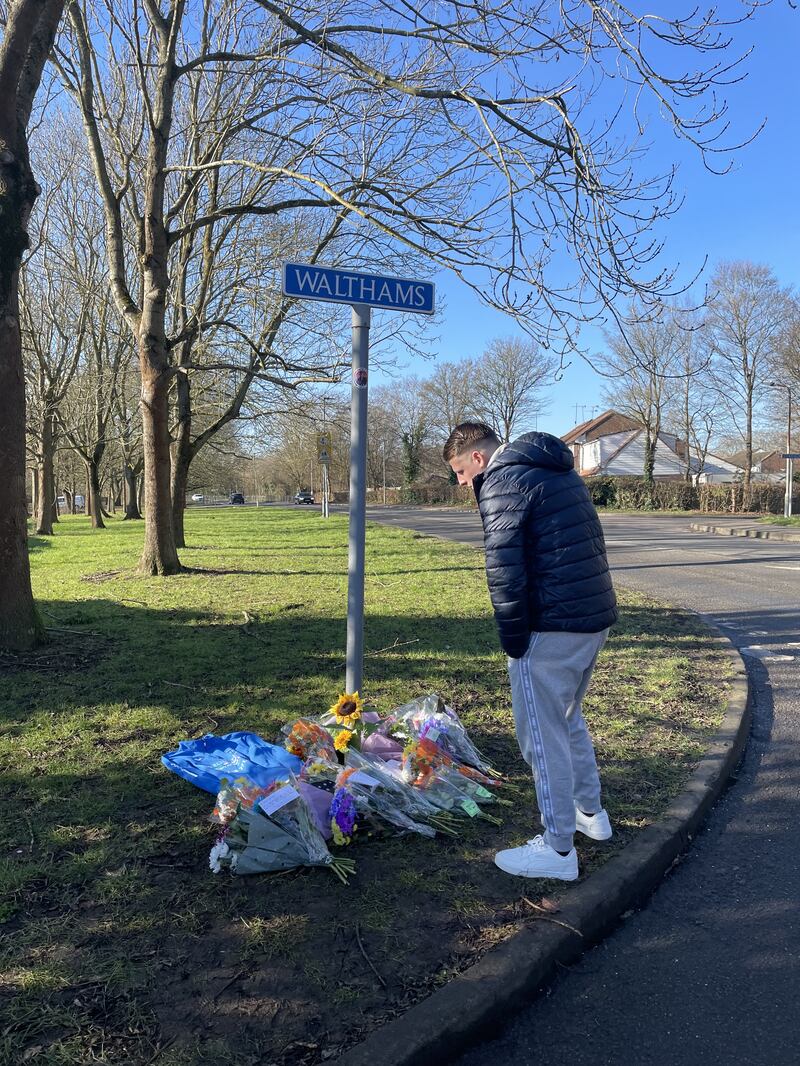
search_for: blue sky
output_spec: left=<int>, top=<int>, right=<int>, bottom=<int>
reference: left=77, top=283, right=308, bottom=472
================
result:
left=369, top=2, right=799, bottom=438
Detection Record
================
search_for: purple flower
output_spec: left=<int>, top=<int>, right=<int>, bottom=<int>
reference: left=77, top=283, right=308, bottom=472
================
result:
left=330, top=787, right=358, bottom=844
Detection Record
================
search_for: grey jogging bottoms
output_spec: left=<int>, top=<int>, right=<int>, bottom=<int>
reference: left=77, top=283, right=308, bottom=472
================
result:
left=507, top=628, right=609, bottom=853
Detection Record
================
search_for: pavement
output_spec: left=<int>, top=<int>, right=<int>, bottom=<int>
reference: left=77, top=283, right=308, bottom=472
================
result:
left=689, top=517, right=800, bottom=542
left=336, top=510, right=800, bottom=1065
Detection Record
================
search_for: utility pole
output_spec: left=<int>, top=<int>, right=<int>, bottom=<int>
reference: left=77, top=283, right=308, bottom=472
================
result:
left=768, top=381, right=794, bottom=518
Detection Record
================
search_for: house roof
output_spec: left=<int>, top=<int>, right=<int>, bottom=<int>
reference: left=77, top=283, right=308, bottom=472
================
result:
left=561, top=409, right=640, bottom=444
left=724, top=449, right=779, bottom=467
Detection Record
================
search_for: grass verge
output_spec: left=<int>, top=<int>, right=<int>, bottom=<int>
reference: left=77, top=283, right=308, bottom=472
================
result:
left=759, top=515, right=800, bottom=526
left=1, top=509, right=731, bottom=1065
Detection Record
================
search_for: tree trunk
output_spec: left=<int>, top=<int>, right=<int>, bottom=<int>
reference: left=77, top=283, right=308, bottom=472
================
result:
left=86, top=456, right=105, bottom=528
left=0, top=0, right=64, bottom=650
left=31, top=465, right=39, bottom=518
left=0, top=294, right=41, bottom=649
left=742, top=388, right=755, bottom=503
left=643, top=430, right=655, bottom=485
left=683, top=365, right=692, bottom=483
left=139, top=373, right=181, bottom=573
left=170, top=369, right=192, bottom=549
left=35, top=411, right=56, bottom=534
left=123, top=463, right=142, bottom=519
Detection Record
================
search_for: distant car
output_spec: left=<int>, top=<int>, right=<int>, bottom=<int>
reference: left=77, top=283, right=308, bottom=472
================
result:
left=191, top=493, right=205, bottom=502
left=229, top=492, right=245, bottom=505
left=294, top=489, right=315, bottom=505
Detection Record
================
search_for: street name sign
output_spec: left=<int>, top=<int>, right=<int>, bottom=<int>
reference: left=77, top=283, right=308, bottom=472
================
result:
left=281, top=259, right=435, bottom=693
left=282, top=262, right=435, bottom=315
left=781, top=453, right=800, bottom=459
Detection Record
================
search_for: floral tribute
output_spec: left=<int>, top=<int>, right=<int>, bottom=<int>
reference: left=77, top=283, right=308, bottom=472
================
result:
left=203, top=692, right=510, bottom=883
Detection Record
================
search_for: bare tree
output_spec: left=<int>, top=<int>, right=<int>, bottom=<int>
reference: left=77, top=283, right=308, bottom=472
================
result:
left=677, top=320, right=720, bottom=481
left=0, top=0, right=65, bottom=650
left=22, top=120, right=103, bottom=534
left=705, top=261, right=793, bottom=492
left=373, top=378, right=434, bottom=486
left=58, top=293, right=134, bottom=528
left=424, top=360, right=476, bottom=442
left=471, top=337, right=556, bottom=441
left=599, top=307, right=692, bottom=486
left=54, top=0, right=767, bottom=572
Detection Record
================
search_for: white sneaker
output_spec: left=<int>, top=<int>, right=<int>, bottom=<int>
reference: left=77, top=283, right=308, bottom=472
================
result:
left=494, top=835, right=578, bottom=880
left=575, top=807, right=612, bottom=841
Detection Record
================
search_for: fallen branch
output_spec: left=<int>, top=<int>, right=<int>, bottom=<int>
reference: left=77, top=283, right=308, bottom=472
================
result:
left=354, top=920, right=387, bottom=989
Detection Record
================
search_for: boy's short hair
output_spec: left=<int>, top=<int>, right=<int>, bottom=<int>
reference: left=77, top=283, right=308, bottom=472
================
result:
left=442, top=422, right=501, bottom=462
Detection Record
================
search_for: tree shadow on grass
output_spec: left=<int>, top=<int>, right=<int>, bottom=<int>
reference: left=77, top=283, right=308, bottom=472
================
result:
left=0, top=594, right=740, bottom=1065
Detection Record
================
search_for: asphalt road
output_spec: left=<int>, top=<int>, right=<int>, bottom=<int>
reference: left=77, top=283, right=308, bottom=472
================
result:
left=363, top=508, right=800, bottom=1066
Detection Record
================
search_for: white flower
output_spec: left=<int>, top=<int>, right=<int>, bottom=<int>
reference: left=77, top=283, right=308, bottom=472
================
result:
left=209, top=840, right=230, bottom=874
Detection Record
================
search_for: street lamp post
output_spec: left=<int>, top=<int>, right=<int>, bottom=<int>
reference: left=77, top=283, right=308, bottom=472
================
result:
left=768, top=381, right=793, bottom=518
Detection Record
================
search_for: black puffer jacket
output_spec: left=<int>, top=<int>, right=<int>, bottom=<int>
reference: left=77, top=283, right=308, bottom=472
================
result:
left=474, top=432, right=617, bottom=657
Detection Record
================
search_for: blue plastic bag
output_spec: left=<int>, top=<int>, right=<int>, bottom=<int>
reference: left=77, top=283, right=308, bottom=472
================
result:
left=162, top=731, right=302, bottom=795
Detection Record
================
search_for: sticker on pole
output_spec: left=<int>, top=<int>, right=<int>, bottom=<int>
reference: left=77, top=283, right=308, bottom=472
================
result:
left=354, top=368, right=368, bottom=389
left=282, top=262, right=435, bottom=315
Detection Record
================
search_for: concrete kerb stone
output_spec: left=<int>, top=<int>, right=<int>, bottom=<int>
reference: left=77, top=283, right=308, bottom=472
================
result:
left=689, top=522, right=800, bottom=543
left=336, top=628, right=751, bottom=1066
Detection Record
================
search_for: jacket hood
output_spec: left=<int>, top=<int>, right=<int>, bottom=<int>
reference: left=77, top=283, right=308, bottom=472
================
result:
left=490, top=432, right=574, bottom=474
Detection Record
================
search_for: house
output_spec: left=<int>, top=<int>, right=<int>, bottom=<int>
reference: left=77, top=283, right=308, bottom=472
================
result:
left=562, top=409, right=742, bottom=483
left=724, top=449, right=785, bottom=482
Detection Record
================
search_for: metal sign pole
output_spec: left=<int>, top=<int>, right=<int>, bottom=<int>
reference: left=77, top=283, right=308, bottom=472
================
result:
left=346, top=304, right=370, bottom=694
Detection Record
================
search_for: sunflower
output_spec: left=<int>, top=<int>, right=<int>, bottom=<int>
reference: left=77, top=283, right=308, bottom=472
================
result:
left=329, top=691, right=363, bottom=728
left=334, top=729, right=354, bottom=753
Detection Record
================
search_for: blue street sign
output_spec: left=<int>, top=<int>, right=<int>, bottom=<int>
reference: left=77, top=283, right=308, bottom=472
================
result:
left=282, top=262, right=435, bottom=315
left=781, top=453, right=800, bottom=459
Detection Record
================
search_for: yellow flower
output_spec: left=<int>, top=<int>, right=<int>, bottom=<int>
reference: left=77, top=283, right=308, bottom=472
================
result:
left=329, top=691, right=363, bottom=728
left=334, top=729, right=353, bottom=753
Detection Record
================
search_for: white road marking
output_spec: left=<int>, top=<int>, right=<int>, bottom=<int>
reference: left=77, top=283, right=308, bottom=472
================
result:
left=740, top=645, right=796, bottom=662
left=763, top=565, right=800, bottom=571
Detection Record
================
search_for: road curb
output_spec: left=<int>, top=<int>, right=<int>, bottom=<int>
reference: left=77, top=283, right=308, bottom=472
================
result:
left=689, top=521, right=800, bottom=543
left=336, top=630, right=751, bottom=1066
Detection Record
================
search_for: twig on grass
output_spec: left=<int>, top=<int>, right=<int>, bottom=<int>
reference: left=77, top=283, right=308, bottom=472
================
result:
left=354, top=921, right=387, bottom=989
left=364, top=637, right=421, bottom=658
left=45, top=626, right=105, bottom=638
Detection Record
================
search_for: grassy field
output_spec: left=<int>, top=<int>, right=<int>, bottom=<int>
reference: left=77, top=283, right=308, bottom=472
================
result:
left=1, top=508, right=732, bottom=1065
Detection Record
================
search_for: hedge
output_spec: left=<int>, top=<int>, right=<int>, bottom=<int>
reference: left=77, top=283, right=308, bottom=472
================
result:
left=585, top=475, right=792, bottom=514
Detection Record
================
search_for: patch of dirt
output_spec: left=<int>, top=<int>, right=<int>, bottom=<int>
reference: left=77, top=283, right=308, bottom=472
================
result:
left=0, top=632, right=110, bottom=675
left=80, top=569, right=125, bottom=583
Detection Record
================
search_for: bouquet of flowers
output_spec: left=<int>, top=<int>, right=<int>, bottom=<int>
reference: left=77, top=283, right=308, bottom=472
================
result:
left=382, top=694, right=501, bottom=778
left=282, top=719, right=337, bottom=762
left=209, top=774, right=355, bottom=883
left=400, top=739, right=502, bottom=825
left=345, top=749, right=459, bottom=836
left=333, top=766, right=436, bottom=840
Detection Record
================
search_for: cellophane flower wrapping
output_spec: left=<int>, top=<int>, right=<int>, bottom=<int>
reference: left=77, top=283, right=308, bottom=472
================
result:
left=345, top=749, right=444, bottom=826
left=281, top=718, right=337, bottom=762
left=382, top=694, right=497, bottom=775
left=260, top=774, right=333, bottom=867
left=210, top=807, right=329, bottom=876
left=334, top=766, right=435, bottom=839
